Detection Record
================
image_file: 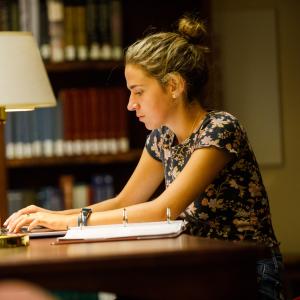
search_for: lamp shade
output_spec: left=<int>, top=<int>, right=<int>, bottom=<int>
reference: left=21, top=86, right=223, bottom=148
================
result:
left=0, top=32, right=56, bottom=111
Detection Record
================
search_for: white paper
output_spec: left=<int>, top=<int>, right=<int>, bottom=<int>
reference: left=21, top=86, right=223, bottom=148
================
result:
left=59, top=220, right=185, bottom=241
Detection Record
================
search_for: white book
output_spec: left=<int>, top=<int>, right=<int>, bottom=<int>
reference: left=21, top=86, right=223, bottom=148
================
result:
left=56, top=220, right=186, bottom=244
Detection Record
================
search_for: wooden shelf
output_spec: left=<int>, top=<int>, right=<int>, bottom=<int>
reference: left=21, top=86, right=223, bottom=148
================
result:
left=45, top=60, right=124, bottom=73
left=7, top=149, right=142, bottom=169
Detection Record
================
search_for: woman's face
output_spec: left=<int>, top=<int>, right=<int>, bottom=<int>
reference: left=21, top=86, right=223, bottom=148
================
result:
left=125, top=64, right=174, bottom=130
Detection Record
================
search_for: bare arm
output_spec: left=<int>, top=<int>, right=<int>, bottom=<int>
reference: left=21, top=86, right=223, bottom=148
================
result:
left=87, top=147, right=165, bottom=211
left=82, top=147, right=232, bottom=226
left=6, top=148, right=164, bottom=232
left=8, top=147, right=231, bottom=232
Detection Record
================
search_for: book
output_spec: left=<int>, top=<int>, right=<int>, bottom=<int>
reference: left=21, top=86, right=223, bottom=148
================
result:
left=39, top=0, right=51, bottom=60
left=110, top=0, right=123, bottom=60
left=29, top=0, right=40, bottom=46
left=73, top=183, right=89, bottom=208
left=55, top=220, right=186, bottom=244
left=5, top=112, right=14, bottom=159
left=59, top=174, right=74, bottom=210
left=74, top=0, right=88, bottom=61
left=18, top=0, right=31, bottom=31
left=98, top=0, right=111, bottom=60
left=0, top=0, right=9, bottom=30
left=8, top=0, right=20, bottom=31
left=47, top=0, right=64, bottom=62
left=86, top=0, right=100, bottom=60
left=37, top=186, right=63, bottom=211
left=90, top=174, right=114, bottom=204
left=63, top=0, right=76, bottom=61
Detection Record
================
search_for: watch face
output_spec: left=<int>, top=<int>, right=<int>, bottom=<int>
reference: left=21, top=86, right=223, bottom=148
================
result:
left=82, top=208, right=91, bottom=215
left=81, top=208, right=92, bottom=226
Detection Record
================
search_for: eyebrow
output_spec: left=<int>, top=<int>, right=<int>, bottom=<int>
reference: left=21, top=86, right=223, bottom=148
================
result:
left=128, top=84, right=144, bottom=90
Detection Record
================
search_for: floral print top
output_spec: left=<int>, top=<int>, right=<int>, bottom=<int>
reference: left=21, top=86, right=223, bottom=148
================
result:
left=145, top=111, right=278, bottom=247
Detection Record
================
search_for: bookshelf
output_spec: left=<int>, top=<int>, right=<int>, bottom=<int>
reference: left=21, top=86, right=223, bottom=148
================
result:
left=1, top=0, right=211, bottom=220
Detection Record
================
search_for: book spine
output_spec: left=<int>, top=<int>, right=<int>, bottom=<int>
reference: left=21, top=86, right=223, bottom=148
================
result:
left=73, top=183, right=89, bottom=208
left=97, top=88, right=109, bottom=154
left=60, top=89, right=74, bottom=156
left=41, top=107, right=55, bottom=157
left=8, top=0, right=20, bottom=31
left=29, top=0, right=40, bottom=45
left=74, top=0, right=88, bottom=61
left=22, top=111, right=33, bottom=158
left=90, top=174, right=115, bottom=204
left=116, top=88, right=129, bottom=152
left=32, top=109, right=44, bottom=157
left=14, top=112, right=25, bottom=159
left=63, top=0, right=76, bottom=61
left=7, top=190, right=24, bottom=215
left=110, top=0, right=123, bottom=60
left=5, top=112, right=15, bottom=160
left=37, top=186, right=63, bottom=210
left=87, top=88, right=100, bottom=154
left=107, top=88, right=118, bottom=154
left=80, top=89, right=91, bottom=155
left=47, top=0, right=64, bottom=62
left=98, top=0, right=111, bottom=60
left=39, top=0, right=51, bottom=60
left=0, top=0, right=9, bottom=30
left=71, top=88, right=83, bottom=155
left=59, top=174, right=74, bottom=210
left=53, top=97, right=64, bottom=156
left=18, top=0, right=31, bottom=31
left=86, top=0, right=100, bottom=60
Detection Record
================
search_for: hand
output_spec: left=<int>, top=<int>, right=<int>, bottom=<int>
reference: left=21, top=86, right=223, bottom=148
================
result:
left=3, top=205, right=50, bottom=229
left=6, top=211, right=76, bottom=233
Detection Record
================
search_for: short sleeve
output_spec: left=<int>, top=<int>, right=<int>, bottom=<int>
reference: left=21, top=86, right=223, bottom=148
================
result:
left=195, top=112, right=247, bottom=156
left=145, top=129, right=163, bottom=162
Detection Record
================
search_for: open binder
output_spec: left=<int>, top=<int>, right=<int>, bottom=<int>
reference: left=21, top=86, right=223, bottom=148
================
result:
left=54, top=220, right=186, bottom=245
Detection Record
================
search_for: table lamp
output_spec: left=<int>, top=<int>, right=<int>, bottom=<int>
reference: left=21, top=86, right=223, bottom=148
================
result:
left=0, top=32, right=56, bottom=247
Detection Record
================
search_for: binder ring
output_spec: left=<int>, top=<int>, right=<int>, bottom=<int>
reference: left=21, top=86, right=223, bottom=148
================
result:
left=123, top=208, right=128, bottom=226
left=166, top=208, right=171, bottom=223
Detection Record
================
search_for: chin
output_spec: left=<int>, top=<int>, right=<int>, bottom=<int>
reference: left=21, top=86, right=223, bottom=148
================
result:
left=144, top=123, right=161, bottom=131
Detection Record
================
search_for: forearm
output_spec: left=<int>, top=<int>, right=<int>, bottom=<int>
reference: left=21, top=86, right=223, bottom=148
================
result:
left=55, top=197, right=121, bottom=215
left=87, top=200, right=165, bottom=226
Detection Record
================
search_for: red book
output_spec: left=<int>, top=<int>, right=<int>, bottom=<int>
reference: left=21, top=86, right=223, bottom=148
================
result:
left=87, top=88, right=100, bottom=154
left=97, top=88, right=109, bottom=153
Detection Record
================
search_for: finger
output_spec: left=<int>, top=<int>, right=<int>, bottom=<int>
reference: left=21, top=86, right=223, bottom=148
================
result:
left=9, top=214, right=32, bottom=233
left=27, top=218, right=43, bottom=232
left=4, top=205, right=41, bottom=227
left=13, top=214, right=35, bottom=233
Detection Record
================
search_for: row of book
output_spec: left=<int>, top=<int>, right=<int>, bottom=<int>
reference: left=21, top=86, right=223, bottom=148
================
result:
left=8, top=173, right=115, bottom=215
left=5, top=87, right=130, bottom=159
left=0, top=0, right=123, bottom=62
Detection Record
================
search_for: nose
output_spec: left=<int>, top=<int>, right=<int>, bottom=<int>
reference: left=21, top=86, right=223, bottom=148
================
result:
left=127, top=96, right=139, bottom=111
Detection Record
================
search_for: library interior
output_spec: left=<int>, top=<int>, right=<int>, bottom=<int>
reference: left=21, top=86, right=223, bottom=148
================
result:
left=0, top=0, right=300, bottom=299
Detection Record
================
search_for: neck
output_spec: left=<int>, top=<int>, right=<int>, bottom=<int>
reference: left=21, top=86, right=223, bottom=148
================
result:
left=170, top=104, right=206, bottom=144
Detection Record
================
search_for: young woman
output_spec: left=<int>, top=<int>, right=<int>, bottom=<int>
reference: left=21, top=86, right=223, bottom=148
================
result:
left=5, top=16, right=284, bottom=300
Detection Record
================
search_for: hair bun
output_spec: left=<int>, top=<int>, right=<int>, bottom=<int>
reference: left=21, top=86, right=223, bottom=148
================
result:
left=178, top=16, right=208, bottom=46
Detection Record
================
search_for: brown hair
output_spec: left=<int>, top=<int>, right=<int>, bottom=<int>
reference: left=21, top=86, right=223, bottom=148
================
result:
left=125, top=15, right=209, bottom=106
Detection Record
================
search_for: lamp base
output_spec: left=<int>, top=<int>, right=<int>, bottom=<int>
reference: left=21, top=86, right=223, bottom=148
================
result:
left=0, top=233, right=29, bottom=248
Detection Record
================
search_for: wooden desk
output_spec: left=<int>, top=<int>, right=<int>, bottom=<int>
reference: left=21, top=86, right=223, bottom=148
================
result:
left=0, top=234, right=258, bottom=300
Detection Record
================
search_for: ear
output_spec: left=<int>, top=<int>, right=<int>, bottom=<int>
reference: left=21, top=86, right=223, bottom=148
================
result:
left=167, top=72, right=185, bottom=99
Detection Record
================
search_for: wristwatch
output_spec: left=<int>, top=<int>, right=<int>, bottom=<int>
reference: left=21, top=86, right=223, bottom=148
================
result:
left=78, top=208, right=92, bottom=227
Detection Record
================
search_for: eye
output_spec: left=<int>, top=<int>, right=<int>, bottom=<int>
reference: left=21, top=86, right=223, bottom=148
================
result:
left=133, top=89, right=143, bottom=96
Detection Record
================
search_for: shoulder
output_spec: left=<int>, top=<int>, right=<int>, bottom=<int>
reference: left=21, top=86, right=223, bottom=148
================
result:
left=201, top=111, right=241, bottom=130
left=194, top=110, right=248, bottom=155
